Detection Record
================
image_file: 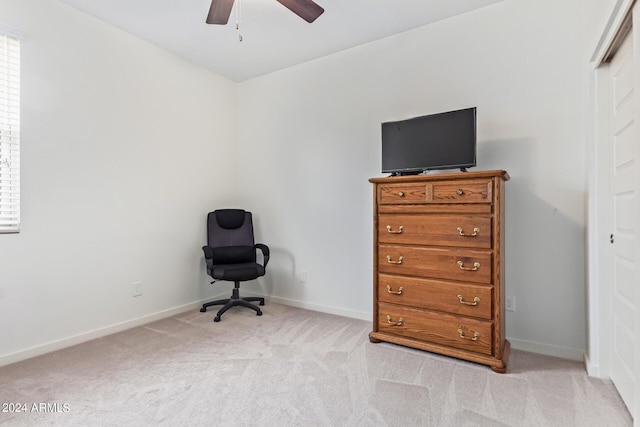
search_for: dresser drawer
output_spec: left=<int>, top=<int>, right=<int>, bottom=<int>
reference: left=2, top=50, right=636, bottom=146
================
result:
left=427, top=179, right=492, bottom=204
left=379, top=244, right=492, bottom=284
left=379, top=179, right=492, bottom=205
left=379, top=214, right=492, bottom=249
left=378, top=183, right=428, bottom=204
left=378, top=273, right=493, bottom=319
left=378, top=303, right=493, bottom=355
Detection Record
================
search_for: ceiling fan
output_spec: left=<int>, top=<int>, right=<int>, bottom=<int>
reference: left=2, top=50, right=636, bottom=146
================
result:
left=206, top=0, right=325, bottom=25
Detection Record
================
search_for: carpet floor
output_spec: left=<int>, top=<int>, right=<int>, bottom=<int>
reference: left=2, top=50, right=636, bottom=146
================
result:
left=0, top=302, right=632, bottom=426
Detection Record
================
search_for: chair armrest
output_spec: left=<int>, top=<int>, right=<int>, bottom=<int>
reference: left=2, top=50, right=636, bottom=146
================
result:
left=202, top=246, right=214, bottom=259
left=255, top=243, right=270, bottom=268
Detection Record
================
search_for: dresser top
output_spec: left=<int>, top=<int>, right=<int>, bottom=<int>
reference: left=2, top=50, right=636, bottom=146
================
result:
left=369, top=169, right=509, bottom=184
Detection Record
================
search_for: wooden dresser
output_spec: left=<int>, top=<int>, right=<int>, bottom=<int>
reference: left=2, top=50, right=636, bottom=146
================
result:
left=369, top=170, right=510, bottom=373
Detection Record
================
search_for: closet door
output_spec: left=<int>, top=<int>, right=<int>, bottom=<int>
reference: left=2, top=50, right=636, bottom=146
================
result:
left=608, top=13, right=640, bottom=418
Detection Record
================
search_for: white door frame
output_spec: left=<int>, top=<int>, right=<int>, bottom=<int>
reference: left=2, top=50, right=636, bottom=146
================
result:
left=586, top=0, right=634, bottom=379
left=587, top=0, right=640, bottom=422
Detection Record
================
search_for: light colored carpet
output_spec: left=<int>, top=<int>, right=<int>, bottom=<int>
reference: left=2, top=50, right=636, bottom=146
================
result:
left=0, top=302, right=632, bottom=426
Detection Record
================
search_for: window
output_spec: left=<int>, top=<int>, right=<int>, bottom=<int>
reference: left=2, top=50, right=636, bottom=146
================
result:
left=0, top=32, right=20, bottom=233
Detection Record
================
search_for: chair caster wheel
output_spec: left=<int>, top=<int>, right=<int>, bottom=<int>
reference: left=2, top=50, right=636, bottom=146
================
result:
left=200, top=307, right=207, bottom=313
left=214, top=316, right=221, bottom=322
left=257, top=310, right=262, bottom=316
left=259, top=301, right=265, bottom=306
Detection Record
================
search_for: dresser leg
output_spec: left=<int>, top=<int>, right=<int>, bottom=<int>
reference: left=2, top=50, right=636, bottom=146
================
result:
left=490, top=339, right=511, bottom=374
left=369, top=334, right=381, bottom=344
left=491, top=365, right=507, bottom=374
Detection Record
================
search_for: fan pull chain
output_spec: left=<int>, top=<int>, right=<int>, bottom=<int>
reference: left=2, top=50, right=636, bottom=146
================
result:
left=236, top=0, right=243, bottom=42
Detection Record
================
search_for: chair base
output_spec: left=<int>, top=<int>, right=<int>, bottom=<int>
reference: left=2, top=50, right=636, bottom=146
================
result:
left=200, top=281, right=265, bottom=322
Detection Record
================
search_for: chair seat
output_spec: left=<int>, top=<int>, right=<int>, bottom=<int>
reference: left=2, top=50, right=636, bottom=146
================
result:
left=211, top=262, right=265, bottom=281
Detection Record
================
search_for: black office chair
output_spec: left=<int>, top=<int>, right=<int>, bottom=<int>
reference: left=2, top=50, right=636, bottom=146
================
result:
left=200, top=209, right=270, bottom=322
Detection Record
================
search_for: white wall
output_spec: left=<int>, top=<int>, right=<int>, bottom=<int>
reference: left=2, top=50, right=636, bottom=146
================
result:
left=238, top=0, right=587, bottom=359
left=0, top=0, right=598, bottom=365
left=0, top=0, right=238, bottom=364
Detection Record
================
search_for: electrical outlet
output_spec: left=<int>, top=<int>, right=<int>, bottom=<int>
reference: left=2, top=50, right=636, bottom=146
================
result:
left=506, top=296, right=515, bottom=312
left=132, top=281, right=143, bottom=297
left=299, top=270, right=308, bottom=283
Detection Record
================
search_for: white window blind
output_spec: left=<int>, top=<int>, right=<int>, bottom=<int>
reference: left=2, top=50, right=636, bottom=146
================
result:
left=0, top=33, right=20, bottom=233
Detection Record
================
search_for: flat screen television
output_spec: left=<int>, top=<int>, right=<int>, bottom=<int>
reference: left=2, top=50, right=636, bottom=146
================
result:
left=381, top=107, right=477, bottom=175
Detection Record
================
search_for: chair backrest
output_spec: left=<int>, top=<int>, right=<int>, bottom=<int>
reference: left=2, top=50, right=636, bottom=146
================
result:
left=207, top=209, right=256, bottom=264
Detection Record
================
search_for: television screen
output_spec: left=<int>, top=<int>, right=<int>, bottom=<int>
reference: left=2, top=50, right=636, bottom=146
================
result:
left=381, top=107, right=477, bottom=175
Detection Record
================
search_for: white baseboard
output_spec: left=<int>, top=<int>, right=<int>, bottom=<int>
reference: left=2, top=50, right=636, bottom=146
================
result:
left=0, top=299, right=212, bottom=368
left=507, top=337, right=585, bottom=362
left=584, top=352, right=606, bottom=378
left=266, top=295, right=371, bottom=322
left=267, top=298, right=587, bottom=364
left=0, top=294, right=368, bottom=368
left=1, top=295, right=585, bottom=369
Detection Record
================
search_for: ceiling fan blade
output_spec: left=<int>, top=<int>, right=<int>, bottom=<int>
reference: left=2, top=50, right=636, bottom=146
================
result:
left=206, top=0, right=235, bottom=25
left=276, top=0, right=325, bottom=23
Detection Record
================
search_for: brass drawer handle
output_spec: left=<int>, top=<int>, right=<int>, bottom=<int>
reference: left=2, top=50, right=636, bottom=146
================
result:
left=386, top=285, right=404, bottom=295
left=386, top=255, right=404, bottom=264
left=457, top=295, right=480, bottom=306
left=386, top=315, right=403, bottom=326
left=457, top=328, right=480, bottom=341
left=386, top=225, right=404, bottom=234
left=397, top=191, right=405, bottom=197
left=457, top=227, right=480, bottom=237
left=456, top=189, right=464, bottom=195
left=457, top=261, right=480, bottom=271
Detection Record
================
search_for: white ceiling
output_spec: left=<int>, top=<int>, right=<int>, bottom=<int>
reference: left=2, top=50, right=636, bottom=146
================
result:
left=57, top=0, right=504, bottom=82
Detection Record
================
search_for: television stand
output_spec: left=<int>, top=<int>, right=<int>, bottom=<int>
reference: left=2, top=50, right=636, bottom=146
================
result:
left=460, top=167, right=468, bottom=172
left=390, top=171, right=422, bottom=177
